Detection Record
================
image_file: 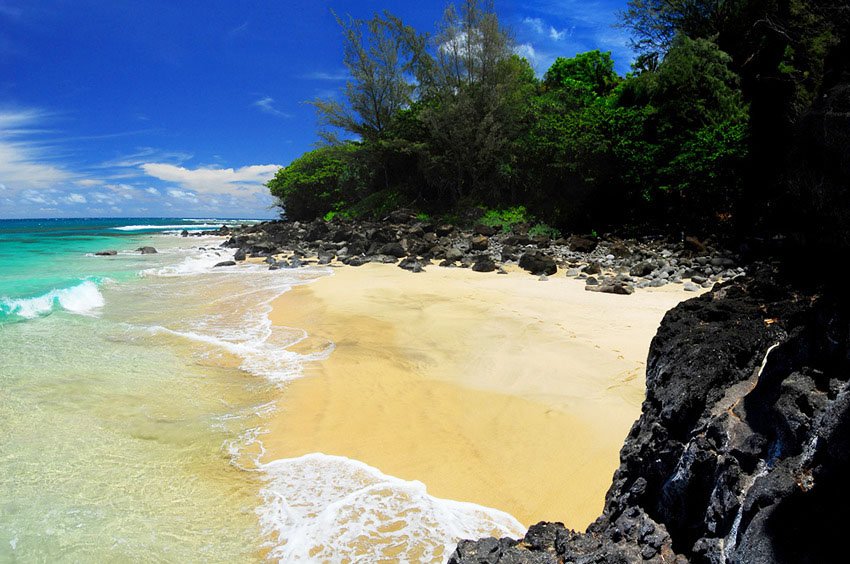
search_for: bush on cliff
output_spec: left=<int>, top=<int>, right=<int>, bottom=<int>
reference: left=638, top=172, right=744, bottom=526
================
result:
left=266, top=143, right=370, bottom=221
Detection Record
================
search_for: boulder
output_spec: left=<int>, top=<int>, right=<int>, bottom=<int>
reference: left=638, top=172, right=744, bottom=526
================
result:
left=629, top=261, right=654, bottom=277
left=435, top=224, right=454, bottom=237
left=473, top=224, right=497, bottom=236
left=518, top=252, right=557, bottom=276
left=234, top=248, right=247, bottom=261
left=398, top=258, right=426, bottom=273
left=213, top=260, right=236, bottom=267
left=569, top=236, right=598, bottom=253
left=684, top=235, right=707, bottom=254
left=586, top=281, right=635, bottom=295
left=379, top=242, right=407, bottom=258
left=95, top=250, right=117, bottom=256
left=137, top=246, right=158, bottom=254
left=445, top=248, right=465, bottom=262
left=582, top=262, right=602, bottom=275
left=471, top=257, right=496, bottom=273
left=180, top=230, right=189, bottom=237
left=470, top=235, right=489, bottom=251
left=342, top=255, right=369, bottom=267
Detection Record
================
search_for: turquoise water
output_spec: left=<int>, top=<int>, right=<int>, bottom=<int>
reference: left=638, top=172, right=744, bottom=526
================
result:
left=0, top=218, right=234, bottom=321
left=0, top=218, right=524, bottom=562
left=0, top=218, right=288, bottom=561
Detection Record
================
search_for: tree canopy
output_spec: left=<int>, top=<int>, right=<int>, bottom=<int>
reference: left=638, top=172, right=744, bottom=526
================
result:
left=267, top=0, right=848, bottom=241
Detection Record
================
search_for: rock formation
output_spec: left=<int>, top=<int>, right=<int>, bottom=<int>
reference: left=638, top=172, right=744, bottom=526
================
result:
left=451, top=268, right=849, bottom=563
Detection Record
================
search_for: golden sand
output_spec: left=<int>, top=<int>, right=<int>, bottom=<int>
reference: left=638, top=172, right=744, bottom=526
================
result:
left=263, top=263, right=700, bottom=529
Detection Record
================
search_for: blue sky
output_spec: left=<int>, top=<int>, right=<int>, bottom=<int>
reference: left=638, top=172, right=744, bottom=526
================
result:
left=0, top=0, right=630, bottom=219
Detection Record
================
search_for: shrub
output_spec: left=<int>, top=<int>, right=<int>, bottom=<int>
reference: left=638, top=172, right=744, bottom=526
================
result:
left=266, top=143, right=369, bottom=221
left=478, top=206, right=531, bottom=232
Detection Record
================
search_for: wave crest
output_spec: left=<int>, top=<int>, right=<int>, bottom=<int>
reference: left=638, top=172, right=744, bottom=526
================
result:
left=0, top=280, right=106, bottom=320
left=259, top=453, right=525, bottom=562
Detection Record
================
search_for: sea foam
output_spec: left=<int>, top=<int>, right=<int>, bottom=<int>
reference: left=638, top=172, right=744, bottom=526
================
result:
left=112, top=224, right=221, bottom=231
left=0, top=280, right=106, bottom=320
left=140, top=247, right=236, bottom=277
left=258, top=453, right=525, bottom=562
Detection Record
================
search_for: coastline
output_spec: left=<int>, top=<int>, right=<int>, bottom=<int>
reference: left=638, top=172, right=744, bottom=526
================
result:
left=261, top=262, right=703, bottom=530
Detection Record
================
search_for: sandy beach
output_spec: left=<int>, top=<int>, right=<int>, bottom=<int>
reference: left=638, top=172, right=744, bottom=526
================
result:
left=263, top=263, right=701, bottom=529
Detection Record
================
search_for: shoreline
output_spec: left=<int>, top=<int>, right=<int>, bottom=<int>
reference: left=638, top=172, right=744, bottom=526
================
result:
left=259, top=262, right=703, bottom=531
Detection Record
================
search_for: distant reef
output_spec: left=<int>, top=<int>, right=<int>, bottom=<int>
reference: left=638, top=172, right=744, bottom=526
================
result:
left=450, top=268, right=849, bottom=563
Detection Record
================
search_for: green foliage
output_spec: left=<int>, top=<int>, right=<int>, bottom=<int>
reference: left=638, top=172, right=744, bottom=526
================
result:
left=267, top=144, right=369, bottom=221
left=270, top=0, right=842, bottom=236
left=345, top=188, right=404, bottom=219
left=311, top=12, right=423, bottom=144
left=479, top=206, right=531, bottom=232
left=544, top=51, right=618, bottom=97
left=528, top=223, right=561, bottom=239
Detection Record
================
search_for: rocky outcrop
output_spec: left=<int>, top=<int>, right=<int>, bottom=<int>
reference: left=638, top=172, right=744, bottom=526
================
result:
left=451, top=269, right=850, bottom=563
left=210, top=216, right=744, bottom=290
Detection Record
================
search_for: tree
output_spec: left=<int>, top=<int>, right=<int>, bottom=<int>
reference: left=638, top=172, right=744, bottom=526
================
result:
left=543, top=50, right=618, bottom=97
left=311, top=12, right=424, bottom=144
left=266, top=144, right=370, bottom=220
left=412, top=1, right=536, bottom=204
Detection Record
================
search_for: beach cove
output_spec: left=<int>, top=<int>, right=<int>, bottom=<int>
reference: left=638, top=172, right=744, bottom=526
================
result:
left=257, top=261, right=703, bottom=560
left=0, top=218, right=707, bottom=562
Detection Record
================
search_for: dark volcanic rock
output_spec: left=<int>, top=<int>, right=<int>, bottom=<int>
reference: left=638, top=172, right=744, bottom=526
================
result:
left=474, top=224, right=497, bottom=236
left=379, top=242, right=407, bottom=258
left=586, top=281, right=634, bottom=295
left=95, top=250, right=117, bottom=256
left=471, top=235, right=489, bottom=251
left=234, top=248, right=247, bottom=262
left=684, top=235, right=707, bottom=254
left=451, top=270, right=850, bottom=564
left=435, top=224, right=454, bottom=237
left=569, top=235, right=598, bottom=253
left=213, top=260, right=236, bottom=267
left=472, top=257, right=496, bottom=273
left=630, top=261, right=654, bottom=277
left=582, top=262, right=602, bottom=275
left=398, top=257, right=426, bottom=273
left=518, top=252, right=556, bottom=276
left=137, top=246, right=158, bottom=254
left=342, top=255, right=369, bottom=267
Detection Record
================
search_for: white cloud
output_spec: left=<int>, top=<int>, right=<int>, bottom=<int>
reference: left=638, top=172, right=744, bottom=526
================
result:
left=66, top=193, right=87, bottom=204
left=21, top=190, right=56, bottom=205
left=141, top=163, right=280, bottom=196
left=549, top=26, right=568, bottom=41
left=523, top=16, right=568, bottom=42
left=75, top=179, right=103, bottom=187
left=145, top=187, right=159, bottom=195
left=523, top=17, right=545, bottom=35
left=100, top=147, right=192, bottom=169
left=167, top=188, right=198, bottom=203
left=0, top=109, right=75, bottom=192
left=304, top=70, right=349, bottom=81
left=515, top=43, right=541, bottom=66
left=253, top=97, right=290, bottom=118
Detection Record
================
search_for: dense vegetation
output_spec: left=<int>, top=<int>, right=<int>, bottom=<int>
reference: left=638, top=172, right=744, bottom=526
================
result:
left=268, top=0, right=849, bottom=242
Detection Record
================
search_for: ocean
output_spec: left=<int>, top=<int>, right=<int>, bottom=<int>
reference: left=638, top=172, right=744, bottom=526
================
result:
left=0, top=218, right=522, bottom=562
